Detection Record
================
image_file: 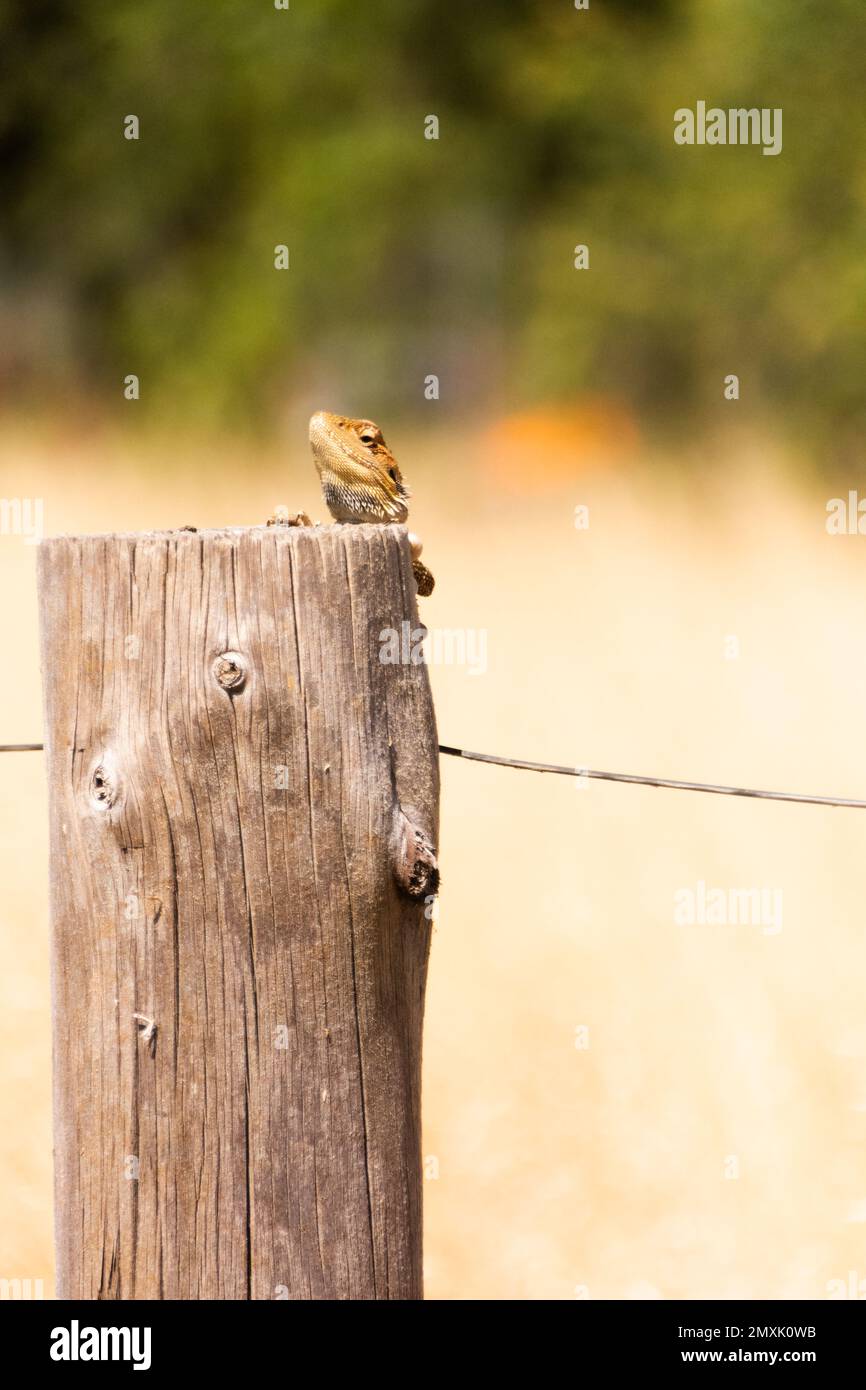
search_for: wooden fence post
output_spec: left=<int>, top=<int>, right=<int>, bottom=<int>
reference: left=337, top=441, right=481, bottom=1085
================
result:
left=37, top=523, right=439, bottom=1300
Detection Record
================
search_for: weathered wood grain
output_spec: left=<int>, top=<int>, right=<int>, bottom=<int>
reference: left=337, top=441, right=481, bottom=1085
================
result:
left=37, top=524, right=439, bottom=1300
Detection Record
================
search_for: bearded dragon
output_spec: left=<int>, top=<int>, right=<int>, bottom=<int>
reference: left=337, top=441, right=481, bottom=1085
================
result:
left=270, top=411, right=435, bottom=595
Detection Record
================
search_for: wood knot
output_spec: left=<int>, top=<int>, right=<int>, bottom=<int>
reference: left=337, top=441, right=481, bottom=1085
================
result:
left=213, top=651, right=247, bottom=693
left=133, top=1013, right=157, bottom=1057
left=90, top=759, right=120, bottom=811
left=391, top=807, right=440, bottom=902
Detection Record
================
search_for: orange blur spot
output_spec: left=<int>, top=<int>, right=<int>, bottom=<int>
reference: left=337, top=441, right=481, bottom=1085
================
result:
left=481, top=400, right=639, bottom=493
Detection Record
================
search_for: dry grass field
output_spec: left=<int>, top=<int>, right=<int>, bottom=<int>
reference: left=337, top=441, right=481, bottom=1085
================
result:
left=2, top=418, right=866, bottom=1299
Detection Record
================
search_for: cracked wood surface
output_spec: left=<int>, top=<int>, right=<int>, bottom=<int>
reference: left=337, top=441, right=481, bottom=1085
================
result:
left=38, top=523, right=439, bottom=1300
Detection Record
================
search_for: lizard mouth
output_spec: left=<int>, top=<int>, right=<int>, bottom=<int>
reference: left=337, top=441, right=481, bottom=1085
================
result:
left=309, top=410, right=379, bottom=474
left=309, top=410, right=355, bottom=458
left=308, top=409, right=334, bottom=451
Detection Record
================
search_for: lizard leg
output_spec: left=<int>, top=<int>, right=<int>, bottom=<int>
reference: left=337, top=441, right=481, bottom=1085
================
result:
left=412, top=558, right=435, bottom=596
left=408, top=531, right=435, bottom=595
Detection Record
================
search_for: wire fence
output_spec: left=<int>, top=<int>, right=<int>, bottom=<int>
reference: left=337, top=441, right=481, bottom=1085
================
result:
left=4, top=740, right=866, bottom=809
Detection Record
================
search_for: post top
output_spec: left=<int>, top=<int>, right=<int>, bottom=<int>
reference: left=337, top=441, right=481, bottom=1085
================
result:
left=38, top=522, right=409, bottom=544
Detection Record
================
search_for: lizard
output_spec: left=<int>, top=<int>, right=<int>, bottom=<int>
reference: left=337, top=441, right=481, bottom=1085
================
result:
left=268, top=411, right=435, bottom=596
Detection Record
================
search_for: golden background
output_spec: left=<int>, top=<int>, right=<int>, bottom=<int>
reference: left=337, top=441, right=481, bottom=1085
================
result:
left=2, top=420, right=865, bottom=1298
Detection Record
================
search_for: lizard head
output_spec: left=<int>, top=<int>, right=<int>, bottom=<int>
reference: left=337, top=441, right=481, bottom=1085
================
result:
left=309, top=410, right=411, bottom=523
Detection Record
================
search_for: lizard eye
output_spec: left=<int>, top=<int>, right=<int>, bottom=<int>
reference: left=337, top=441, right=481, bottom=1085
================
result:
left=388, top=468, right=397, bottom=482
left=359, top=431, right=376, bottom=445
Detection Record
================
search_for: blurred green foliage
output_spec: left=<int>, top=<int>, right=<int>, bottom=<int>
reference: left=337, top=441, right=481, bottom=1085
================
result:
left=1, top=0, right=865, bottom=447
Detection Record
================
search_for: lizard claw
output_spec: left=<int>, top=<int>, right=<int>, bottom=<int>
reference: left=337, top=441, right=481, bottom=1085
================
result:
left=267, top=509, right=313, bottom=527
